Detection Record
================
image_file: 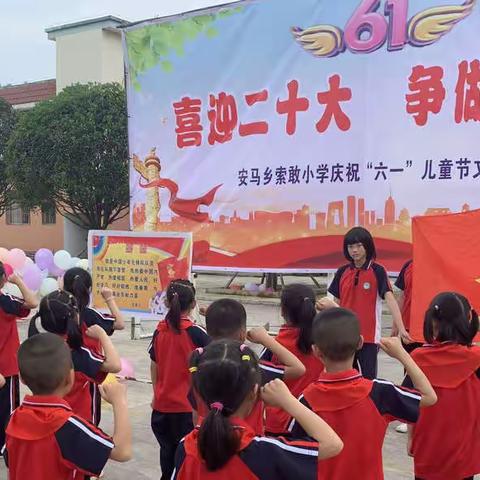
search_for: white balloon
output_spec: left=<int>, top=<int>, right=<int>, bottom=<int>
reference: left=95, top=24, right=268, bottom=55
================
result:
left=40, top=278, right=59, bottom=297
left=77, top=259, right=90, bottom=271
left=70, top=257, right=80, bottom=269
left=53, top=250, right=72, bottom=271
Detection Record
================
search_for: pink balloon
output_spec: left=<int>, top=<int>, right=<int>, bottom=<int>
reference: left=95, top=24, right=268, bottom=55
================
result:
left=0, top=248, right=9, bottom=263
left=23, top=264, right=42, bottom=291
left=3, top=264, right=13, bottom=278
left=119, top=358, right=135, bottom=379
left=7, top=248, right=26, bottom=270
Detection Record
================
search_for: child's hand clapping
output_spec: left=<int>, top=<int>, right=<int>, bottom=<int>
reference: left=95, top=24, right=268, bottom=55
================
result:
left=85, top=324, right=107, bottom=340
left=101, top=287, right=114, bottom=302
left=316, top=297, right=339, bottom=312
left=99, top=381, right=127, bottom=406
left=261, top=378, right=295, bottom=409
left=379, top=337, right=408, bottom=360
left=247, top=327, right=271, bottom=345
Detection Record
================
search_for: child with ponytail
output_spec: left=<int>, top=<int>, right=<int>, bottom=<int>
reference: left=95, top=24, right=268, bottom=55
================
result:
left=149, top=279, right=210, bottom=480
left=173, top=339, right=343, bottom=479
left=404, top=292, right=480, bottom=480
left=28, top=290, right=121, bottom=422
left=260, top=283, right=324, bottom=434
left=63, top=267, right=125, bottom=353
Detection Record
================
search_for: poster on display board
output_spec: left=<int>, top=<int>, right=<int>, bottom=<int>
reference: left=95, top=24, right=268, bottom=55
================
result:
left=88, top=231, right=193, bottom=317
left=124, top=0, right=479, bottom=273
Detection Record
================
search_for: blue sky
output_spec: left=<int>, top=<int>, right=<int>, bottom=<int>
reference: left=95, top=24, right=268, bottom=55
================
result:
left=0, top=0, right=235, bottom=85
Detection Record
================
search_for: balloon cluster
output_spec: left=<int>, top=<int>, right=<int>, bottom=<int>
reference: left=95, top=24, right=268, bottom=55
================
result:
left=0, top=248, right=89, bottom=298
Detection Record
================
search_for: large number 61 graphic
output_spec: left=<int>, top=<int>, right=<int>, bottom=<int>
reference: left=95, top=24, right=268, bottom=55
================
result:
left=292, top=0, right=475, bottom=57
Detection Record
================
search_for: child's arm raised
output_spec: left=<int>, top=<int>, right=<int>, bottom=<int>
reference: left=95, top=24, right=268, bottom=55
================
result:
left=379, top=337, right=437, bottom=407
left=99, top=382, right=132, bottom=462
left=385, top=292, right=412, bottom=344
left=247, top=327, right=305, bottom=380
left=262, top=379, right=343, bottom=460
left=101, top=287, right=125, bottom=331
left=86, top=325, right=122, bottom=373
left=9, top=274, right=38, bottom=309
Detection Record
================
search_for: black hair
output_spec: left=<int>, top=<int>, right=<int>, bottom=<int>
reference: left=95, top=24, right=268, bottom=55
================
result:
left=312, top=308, right=361, bottom=361
left=165, top=279, right=196, bottom=334
left=189, top=340, right=261, bottom=471
left=0, top=262, right=6, bottom=282
left=63, top=267, right=92, bottom=315
left=18, top=332, right=73, bottom=395
left=205, top=299, right=247, bottom=340
left=31, top=290, right=83, bottom=350
left=343, top=227, right=376, bottom=263
left=424, top=292, right=479, bottom=346
left=280, top=284, right=316, bottom=354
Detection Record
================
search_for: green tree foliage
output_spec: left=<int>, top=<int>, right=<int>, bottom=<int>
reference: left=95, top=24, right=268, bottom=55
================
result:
left=6, top=83, right=129, bottom=230
left=125, top=7, right=243, bottom=90
left=0, top=98, right=16, bottom=214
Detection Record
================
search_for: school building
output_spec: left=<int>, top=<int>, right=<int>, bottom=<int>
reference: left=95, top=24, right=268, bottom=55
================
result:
left=0, top=16, right=130, bottom=255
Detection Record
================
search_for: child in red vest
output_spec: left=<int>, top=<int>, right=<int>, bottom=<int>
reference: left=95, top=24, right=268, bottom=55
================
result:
left=404, top=292, right=480, bottom=480
left=4, top=332, right=131, bottom=479
left=289, top=307, right=437, bottom=480
left=260, top=283, right=324, bottom=434
left=190, top=298, right=305, bottom=435
left=328, top=227, right=409, bottom=379
left=173, top=339, right=343, bottom=479
left=0, top=264, right=38, bottom=450
left=149, top=279, right=210, bottom=480
left=28, top=290, right=121, bottom=423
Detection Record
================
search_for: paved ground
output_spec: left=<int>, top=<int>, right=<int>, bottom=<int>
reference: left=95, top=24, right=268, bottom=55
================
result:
left=0, top=273, right=463, bottom=479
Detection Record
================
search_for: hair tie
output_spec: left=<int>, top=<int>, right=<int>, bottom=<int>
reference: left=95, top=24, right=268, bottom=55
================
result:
left=196, top=347, right=204, bottom=355
left=189, top=366, right=197, bottom=373
left=210, top=402, right=224, bottom=412
left=242, top=355, right=251, bottom=361
left=304, top=297, right=311, bottom=302
left=240, top=344, right=248, bottom=352
left=434, top=305, right=440, bottom=311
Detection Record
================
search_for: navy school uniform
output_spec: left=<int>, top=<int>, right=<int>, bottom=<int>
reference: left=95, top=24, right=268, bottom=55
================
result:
left=4, top=395, right=113, bottom=480
left=149, top=317, right=210, bottom=479
left=80, top=307, right=116, bottom=425
left=328, top=261, right=392, bottom=379
left=29, top=317, right=107, bottom=423
left=0, top=294, right=31, bottom=449
left=172, top=417, right=318, bottom=480
left=288, top=369, right=420, bottom=480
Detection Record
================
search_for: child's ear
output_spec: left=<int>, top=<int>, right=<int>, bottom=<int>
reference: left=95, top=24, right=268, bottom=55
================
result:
left=64, top=369, right=75, bottom=394
left=312, top=344, right=324, bottom=360
left=238, top=328, right=247, bottom=342
left=357, top=335, right=364, bottom=351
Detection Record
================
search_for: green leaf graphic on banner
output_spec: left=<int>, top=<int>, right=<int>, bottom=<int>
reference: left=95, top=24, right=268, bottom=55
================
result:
left=126, top=7, right=243, bottom=91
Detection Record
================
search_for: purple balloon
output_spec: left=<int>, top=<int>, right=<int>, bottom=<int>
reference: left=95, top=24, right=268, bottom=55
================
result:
left=49, top=264, right=65, bottom=277
left=23, top=264, right=42, bottom=291
left=35, top=248, right=54, bottom=271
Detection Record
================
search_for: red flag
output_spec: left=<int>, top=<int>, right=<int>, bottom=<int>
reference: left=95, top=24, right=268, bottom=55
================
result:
left=410, top=209, right=480, bottom=341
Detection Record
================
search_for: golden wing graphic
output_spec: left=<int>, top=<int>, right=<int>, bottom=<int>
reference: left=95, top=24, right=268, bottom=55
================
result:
left=291, top=25, right=344, bottom=57
left=408, top=0, right=476, bottom=46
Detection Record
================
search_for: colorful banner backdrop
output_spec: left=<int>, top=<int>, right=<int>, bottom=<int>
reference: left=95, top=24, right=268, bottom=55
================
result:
left=124, top=0, right=479, bottom=272
left=88, top=231, right=192, bottom=316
